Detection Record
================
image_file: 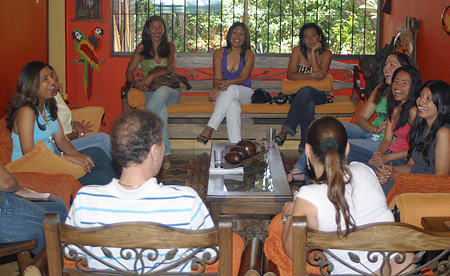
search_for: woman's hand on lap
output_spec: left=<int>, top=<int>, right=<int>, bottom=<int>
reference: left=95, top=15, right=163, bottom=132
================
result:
left=376, top=165, right=394, bottom=184
left=63, top=154, right=95, bottom=173
left=209, top=89, right=219, bottom=102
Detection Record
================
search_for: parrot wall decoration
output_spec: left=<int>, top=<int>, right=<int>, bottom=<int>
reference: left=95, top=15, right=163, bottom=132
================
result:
left=72, top=27, right=103, bottom=99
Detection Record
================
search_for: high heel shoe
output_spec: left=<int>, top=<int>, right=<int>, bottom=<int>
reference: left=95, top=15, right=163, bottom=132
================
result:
left=275, top=135, right=286, bottom=146
left=287, top=171, right=305, bottom=184
left=196, top=134, right=209, bottom=145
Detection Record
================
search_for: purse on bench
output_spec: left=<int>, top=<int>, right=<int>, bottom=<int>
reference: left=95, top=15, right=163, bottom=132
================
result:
left=146, top=66, right=192, bottom=92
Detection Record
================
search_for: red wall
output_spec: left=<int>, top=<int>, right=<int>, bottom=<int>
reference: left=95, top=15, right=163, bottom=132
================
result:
left=0, top=0, right=47, bottom=118
left=66, top=0, right=127, bottom=130
left=381, top=1, right=450, bottom=83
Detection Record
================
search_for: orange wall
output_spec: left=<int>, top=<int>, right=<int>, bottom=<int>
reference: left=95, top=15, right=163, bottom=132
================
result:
left=381, top=1, right=450, bottom=83
left=0, top=0, right=47, bottom=118
left=66, top=0, right=127, bottom=130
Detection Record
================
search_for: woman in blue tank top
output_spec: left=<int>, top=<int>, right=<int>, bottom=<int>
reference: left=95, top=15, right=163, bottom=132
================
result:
left=196, top=22, right=255, bottom=144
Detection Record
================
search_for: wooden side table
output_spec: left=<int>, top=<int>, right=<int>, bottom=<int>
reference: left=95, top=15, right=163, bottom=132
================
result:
left=421, top=217, right=450, bottom=232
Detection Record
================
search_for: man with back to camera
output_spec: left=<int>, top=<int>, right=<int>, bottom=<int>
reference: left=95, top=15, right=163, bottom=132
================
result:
left=65, top=109, right=214, bottom=272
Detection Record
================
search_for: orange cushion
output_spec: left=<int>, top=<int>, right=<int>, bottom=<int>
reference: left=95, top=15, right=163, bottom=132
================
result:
left=281, top=74, right=334, bottom=95
left=15, top=172, right=82, bottom=210
left=264, top=214, right=327, bottom=276
left=5, top=140, right=86, bottom=179
left=386, top=173, right=450, bottom=205
left=127, top=88, right=146, bottom=108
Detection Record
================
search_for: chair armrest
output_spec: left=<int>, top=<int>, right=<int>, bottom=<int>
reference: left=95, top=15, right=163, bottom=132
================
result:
left=71, top=106, right=105, bottom=135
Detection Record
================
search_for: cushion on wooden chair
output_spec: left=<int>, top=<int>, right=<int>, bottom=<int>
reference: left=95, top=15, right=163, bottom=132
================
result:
left=389, top=193, right=450, bottom=228
left=386, top=173, right=450, bottom=205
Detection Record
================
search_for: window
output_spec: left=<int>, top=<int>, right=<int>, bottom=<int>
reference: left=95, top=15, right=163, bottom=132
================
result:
left=111, top=0, right=379, bottom=56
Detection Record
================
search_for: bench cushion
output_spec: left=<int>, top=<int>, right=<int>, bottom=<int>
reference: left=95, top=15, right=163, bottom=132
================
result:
left=167, top=95, right=355, bottom=115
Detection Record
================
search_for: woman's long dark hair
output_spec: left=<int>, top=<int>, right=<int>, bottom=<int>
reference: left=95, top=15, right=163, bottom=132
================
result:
left=299, top=23, right=328, bottom=60
left=373, top=52, right=415, bottom=104
left=386, top=65, right=422, bottom=131
left=407, top=80, right=450, bottom=165
left=141, top=16, right=170, bottom=60
left=307, top=116, right=354, bottom=236
left=225, top=22, right=251, bottom=58
left=7, top=61, right=57, bottom=131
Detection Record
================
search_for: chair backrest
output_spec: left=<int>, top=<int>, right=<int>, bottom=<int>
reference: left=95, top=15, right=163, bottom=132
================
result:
left=44, top=213, right=233, bottom=275
left=292, top=216, right=450, bottom=276
left=0, top=116, right=13, bottom=165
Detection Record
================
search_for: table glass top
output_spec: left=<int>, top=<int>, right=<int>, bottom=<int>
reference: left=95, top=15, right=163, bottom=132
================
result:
left=207, top=143, right=291, bottom=197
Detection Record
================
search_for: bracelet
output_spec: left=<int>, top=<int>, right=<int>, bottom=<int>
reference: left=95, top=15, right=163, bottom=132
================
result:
left=60, top=152, right=64, bottom=158
left=282, top=215, right=292, bottom=224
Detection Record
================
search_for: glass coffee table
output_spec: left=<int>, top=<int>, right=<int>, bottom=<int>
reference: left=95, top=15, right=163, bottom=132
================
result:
left=206, top=142, right=292, bottom=224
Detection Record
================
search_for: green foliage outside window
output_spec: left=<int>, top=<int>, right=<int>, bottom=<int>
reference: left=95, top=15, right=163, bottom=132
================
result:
left=112, top=0, right=378, bottom=55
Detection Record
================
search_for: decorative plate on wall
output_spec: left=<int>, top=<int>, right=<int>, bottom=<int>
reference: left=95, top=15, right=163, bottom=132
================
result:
left=442, top=6, right=450, bottom=35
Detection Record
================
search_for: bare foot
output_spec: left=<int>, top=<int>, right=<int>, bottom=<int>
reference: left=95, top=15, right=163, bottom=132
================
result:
left=287, top=167, right=305, bottom=182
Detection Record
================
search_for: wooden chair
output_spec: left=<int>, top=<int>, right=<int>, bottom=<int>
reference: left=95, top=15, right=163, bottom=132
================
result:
left=44, top=213, right=233, bottom=275
left=292, top=216, right=450, bottom=276
left=0, top=240, right=37, bottom=274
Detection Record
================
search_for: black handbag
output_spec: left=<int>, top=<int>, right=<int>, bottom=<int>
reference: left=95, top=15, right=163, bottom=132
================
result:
left=251, top=88, right=272, bottom=103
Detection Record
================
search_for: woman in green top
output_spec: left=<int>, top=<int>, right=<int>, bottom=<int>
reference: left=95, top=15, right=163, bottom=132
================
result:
left=344, top=52, right=415, bottom=164
left=126, top=15, right=179, bottom=170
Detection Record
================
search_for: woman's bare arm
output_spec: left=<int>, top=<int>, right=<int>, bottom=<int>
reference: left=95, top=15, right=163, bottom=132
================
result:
left=435, top=127, right=450, bottom=175
left=282, top=197, right=318, bottom=259
left=0, top=163, right=20, bottom=193
left=356, top=86, right=386, bottom=133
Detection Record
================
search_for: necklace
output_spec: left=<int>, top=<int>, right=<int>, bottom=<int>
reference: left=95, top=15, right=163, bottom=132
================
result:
left=118, top=181, right=142, bottom=188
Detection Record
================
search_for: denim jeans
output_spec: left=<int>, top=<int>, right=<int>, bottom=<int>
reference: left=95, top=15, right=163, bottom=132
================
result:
left=341, top=122, right=371, bottom=139
left=347, top=138, right=381, bottom=164
left=55, top=147, right=118, bottom=185
left=0, top=193, right=67, bottom=255
left=71, top=133, right=112, bottom=160
left=144, top=87, right=181, bottom=156
left=282, top=86, right=328, bottom=148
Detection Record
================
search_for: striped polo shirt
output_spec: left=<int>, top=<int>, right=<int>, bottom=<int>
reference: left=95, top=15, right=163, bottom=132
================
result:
left=65, top=178, right=214, bottom=272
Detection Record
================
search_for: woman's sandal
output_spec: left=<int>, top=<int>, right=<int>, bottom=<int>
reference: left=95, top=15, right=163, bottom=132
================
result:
left=275, top=135, right=286, bottom=146
left=287, top=171, right=305, bottom=184
left=196, top=134, right=209, bottom=145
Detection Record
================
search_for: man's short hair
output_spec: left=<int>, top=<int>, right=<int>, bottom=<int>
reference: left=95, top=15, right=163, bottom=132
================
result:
left=110, top=110, right=163, bottom=168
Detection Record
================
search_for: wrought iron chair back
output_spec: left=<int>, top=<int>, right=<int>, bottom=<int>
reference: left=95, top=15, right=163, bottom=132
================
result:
left=292, top=216, right=450, bottom=276
left=44, top=213, right=233, bottom=275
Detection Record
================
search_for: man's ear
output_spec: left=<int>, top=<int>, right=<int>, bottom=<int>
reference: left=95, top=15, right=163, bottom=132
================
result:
left=150, top=144, right=159, bottom=161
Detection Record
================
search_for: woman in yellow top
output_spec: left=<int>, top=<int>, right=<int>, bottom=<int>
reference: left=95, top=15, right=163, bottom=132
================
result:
left=126, top=15, right=179, bottom=169
left=275, top=23, right=333, bottom=152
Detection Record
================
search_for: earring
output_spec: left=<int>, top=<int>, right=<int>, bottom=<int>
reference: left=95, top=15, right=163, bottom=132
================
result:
left=307, top=157, right=311, bottom=171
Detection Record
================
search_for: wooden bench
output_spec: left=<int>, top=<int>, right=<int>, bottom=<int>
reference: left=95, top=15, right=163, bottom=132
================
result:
left=122, top=53, right=365, bottom=141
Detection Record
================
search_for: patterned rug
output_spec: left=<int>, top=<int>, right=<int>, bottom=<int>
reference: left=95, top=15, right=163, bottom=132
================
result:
left=157, top=149, right=300, bottom=244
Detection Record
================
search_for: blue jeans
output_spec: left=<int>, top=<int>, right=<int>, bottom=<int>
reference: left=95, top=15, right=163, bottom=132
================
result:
left=55, top=147, right=118, bottom=186
left=71, top=133, right=112, bottom=160
left=144, top=87, right=181, bottom=156
left=0, top=193, right=67, bottom=255
left=282, top=86, right=328, bottom=149
left=341, top=122, right=371, bottom=139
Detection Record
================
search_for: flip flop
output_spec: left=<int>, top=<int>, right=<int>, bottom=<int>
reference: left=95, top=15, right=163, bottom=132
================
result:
left=196, top=134, right=209, bottom=145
